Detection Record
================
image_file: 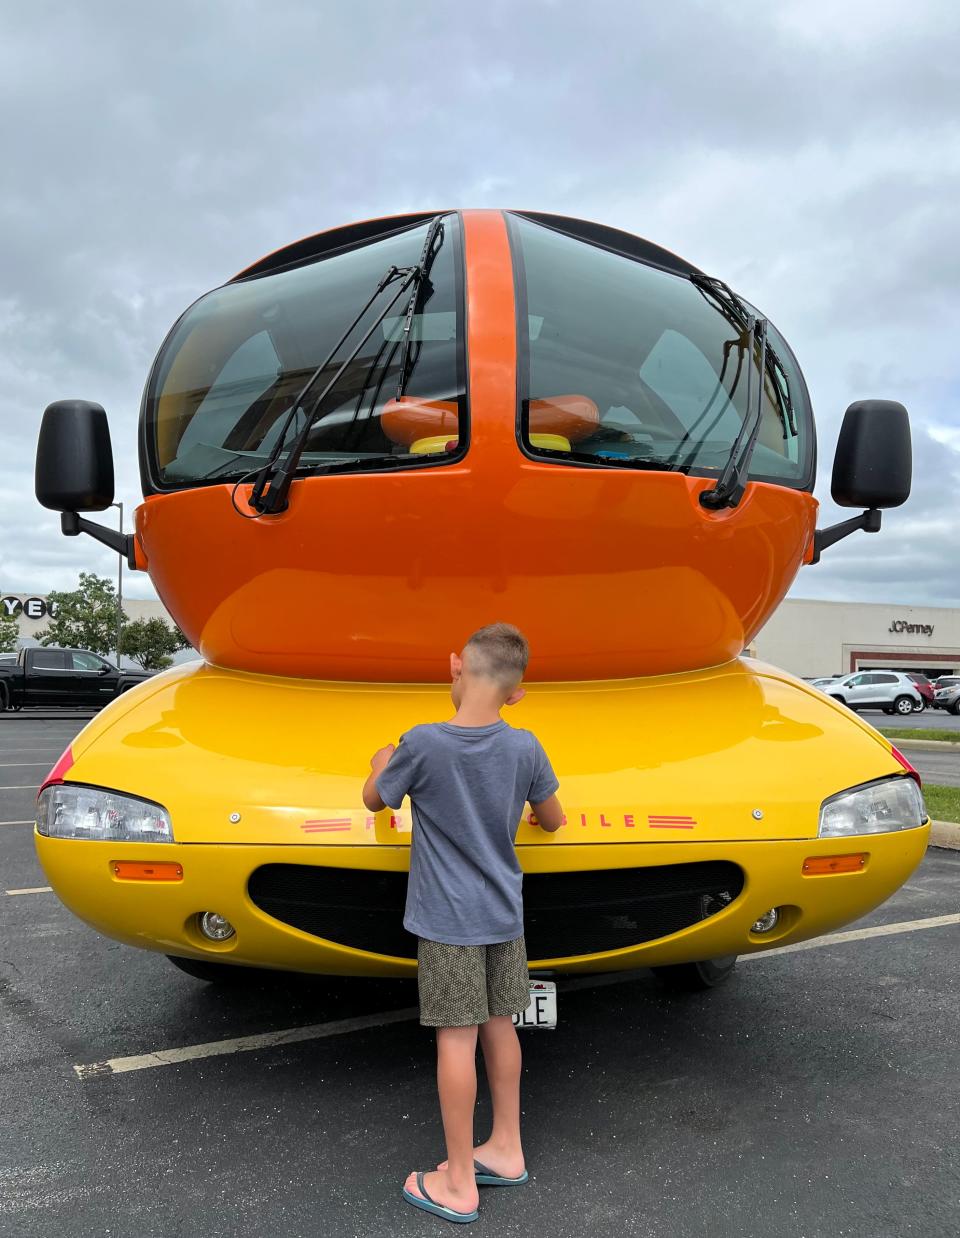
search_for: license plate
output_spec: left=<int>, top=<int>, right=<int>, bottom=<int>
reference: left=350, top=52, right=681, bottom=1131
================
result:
left=513, top=980, right=557, bottom=1029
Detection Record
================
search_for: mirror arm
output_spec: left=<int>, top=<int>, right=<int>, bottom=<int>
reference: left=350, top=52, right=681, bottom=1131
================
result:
left=61, top=511, right=138, bottom=570
left=810, top=507, right=881, bottom=564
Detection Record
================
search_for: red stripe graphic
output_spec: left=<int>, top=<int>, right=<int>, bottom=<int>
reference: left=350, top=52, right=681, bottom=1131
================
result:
left=301, top=817, right=352, bottom=833
left=648, top=813, right=697, bottom=830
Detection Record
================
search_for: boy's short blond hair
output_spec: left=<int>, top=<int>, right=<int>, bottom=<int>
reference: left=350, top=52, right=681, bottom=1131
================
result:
left=463, top=622, right=529, bottom=688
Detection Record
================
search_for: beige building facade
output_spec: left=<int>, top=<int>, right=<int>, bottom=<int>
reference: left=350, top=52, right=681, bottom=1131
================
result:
left=753, top=598, right=960, bottom=680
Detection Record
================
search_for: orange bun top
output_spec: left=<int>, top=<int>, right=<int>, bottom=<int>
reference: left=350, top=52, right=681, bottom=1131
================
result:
left=135, top=209, right=817, bottom=681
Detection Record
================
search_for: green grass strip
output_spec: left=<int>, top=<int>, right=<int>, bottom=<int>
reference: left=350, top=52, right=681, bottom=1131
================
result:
left=924, top=785, right=960, bottom=824
left=880, top=728, right=960, bottom=744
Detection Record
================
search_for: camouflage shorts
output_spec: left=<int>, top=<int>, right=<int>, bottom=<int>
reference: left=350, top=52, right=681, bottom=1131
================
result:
left=416, top=936, right=529, bottom=1028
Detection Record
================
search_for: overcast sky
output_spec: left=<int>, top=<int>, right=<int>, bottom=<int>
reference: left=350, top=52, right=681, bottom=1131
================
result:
left=1, top=0, right=958, bottom=607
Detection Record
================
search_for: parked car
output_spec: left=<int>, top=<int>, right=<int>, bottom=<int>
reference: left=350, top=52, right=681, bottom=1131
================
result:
left=932, top=675, right=960, bottom=697
left=823, top=671, right=923, bottom=716
left=0, top=647, right=153, bottom=711
left=933, top=683, right=960, bottom=715
left=906, top=672, right=933, bottom=712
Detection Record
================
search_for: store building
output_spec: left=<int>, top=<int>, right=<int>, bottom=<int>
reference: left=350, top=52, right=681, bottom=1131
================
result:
left=753, top=599, right=960, bottom=680
left=0, top=593, right=190, bottom=668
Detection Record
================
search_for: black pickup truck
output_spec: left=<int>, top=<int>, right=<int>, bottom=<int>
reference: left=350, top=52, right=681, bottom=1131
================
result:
left=0, top=648, right=153, bottom=710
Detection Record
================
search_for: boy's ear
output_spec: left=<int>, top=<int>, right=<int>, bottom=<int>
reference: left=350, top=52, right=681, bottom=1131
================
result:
left=450, top=652, right=462, bottom=680
left=504, top=685, right=526, bottom=707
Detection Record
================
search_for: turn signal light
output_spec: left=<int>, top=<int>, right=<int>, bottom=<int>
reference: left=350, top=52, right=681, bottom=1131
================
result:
left=112, top=861, right=183, bottom=881
left=802, top=853, right=867, bottom=875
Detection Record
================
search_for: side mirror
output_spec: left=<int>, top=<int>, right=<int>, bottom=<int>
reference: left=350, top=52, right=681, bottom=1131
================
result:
left=831, top=399, right=911, bottom=509
left=812, top=400, right=912, bottom=563
left=36, top=399, right=115, bottom=512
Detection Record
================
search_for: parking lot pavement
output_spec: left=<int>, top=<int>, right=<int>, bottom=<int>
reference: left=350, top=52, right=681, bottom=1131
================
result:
left=3, top=720, right=960, bottom=1237
left=868, top=709, right=960, bottom=732
left=911, top=747, right=960, bottom=788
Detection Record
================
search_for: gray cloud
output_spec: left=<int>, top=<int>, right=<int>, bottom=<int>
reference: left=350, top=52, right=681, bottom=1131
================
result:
left=1, top=0, right=958, bottom=607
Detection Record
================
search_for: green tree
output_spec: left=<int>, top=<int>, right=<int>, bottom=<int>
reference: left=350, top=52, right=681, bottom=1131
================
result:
left=35, top=572, right=127, bottom=657
left=119, top=617, right=190, bottom=671
left=0, top=606, right=18, bottom=653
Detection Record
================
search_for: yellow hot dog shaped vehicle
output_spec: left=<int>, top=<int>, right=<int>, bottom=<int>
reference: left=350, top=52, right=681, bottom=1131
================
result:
left=33, top=210, right=926, bottom=989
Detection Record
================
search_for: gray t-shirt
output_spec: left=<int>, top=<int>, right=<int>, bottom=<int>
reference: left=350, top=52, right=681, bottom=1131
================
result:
left=375, top=720, right=559, bottom=945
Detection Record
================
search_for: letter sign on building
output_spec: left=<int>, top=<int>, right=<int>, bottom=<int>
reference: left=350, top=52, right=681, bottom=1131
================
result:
left=888, top=619, right=934, bottom=637
left=0, top=596, right=56, bottom=621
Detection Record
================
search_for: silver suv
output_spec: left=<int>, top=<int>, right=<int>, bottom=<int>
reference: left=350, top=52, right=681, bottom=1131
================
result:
left=823, top=671, right=923, bottom=716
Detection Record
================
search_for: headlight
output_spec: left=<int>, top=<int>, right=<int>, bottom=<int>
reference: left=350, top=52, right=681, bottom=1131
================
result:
left=37, top=784, right=174, bottom=843
left=818, top=776, right=926, bottom=838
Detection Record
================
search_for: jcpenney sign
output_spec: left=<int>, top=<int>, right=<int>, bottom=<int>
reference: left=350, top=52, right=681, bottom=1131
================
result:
left=889, top=619, right=934, bottom=636
left=1, top=596, right=59, bottom=621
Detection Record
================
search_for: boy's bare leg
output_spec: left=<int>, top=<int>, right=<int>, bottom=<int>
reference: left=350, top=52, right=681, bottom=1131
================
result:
left=437, top=1015, right=525, bottom=1177
left=404, top=1025, right=480, bottom=1213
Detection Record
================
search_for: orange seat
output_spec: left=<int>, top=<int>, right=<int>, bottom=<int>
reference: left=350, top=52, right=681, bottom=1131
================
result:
left=380, top=397, right=459, bottom=446
left=381, top=394, right=598, bottom=448
left=529, top=395, right=599, bottom=443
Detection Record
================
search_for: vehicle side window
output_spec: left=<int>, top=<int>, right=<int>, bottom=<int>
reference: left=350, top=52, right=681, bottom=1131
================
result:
left=71, top=652, right=108, bottom=672
left=877, top=674, right=898, bottom=684
left=846, top=674, right=865, bottom=686
left=31, top=650, right=67, bottom=670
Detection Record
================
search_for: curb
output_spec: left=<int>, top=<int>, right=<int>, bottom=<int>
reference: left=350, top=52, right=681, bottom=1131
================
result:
left=929, top=820, right=960, bottom=851
left=884, top=737, right=960, bottom=751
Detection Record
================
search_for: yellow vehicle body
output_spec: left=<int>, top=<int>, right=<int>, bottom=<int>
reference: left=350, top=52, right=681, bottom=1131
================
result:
left=35, top=657, right=928, bottom=976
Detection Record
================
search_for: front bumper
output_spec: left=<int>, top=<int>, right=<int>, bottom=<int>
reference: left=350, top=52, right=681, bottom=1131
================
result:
left=35, top=828, right=930, bottom=977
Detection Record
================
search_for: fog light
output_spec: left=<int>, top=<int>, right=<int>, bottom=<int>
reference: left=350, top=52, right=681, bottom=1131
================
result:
left=751, top=908, right=779, bottom=934
left=199, top=911, right=235, bottom=941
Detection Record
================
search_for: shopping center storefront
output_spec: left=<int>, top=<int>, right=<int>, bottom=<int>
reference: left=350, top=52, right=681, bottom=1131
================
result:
left=754, top=599, right=960, bottom=680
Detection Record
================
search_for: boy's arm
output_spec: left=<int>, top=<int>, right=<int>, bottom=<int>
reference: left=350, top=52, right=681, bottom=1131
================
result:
left=528, top=735, right=562, bottom=831
left=530, top=793, right=564, bottom=833
left=362, top=744, right=396, bottom=812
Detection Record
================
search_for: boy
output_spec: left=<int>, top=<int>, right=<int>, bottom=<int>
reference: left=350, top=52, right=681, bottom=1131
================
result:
left=362, top=622, right=563, bottom=1225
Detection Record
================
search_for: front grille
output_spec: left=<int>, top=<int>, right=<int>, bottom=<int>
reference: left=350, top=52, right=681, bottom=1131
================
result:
left=247, top=861, right=743, bottom=961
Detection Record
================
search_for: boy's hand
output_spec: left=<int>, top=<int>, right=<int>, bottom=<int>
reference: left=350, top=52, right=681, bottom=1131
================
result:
left=362, top=744, right=395, bottom=813
left=369, top=743, right=396, bottom=775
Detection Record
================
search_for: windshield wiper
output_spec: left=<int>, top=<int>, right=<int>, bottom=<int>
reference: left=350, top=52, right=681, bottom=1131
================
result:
left=394, top=215, right=445, bottom=400
left=690, top=273, right=793, bottom=510
left=699, top=310, right=767, bottom=510
left=247, top=215, right=446, bottom=515
left=691, top=273, right=796, bottom=442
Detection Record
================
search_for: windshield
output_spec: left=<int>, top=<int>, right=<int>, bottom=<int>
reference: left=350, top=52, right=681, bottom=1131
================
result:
left=143, top=216, right=466, bottom=488
left=509, top=214, right=813, bottom=485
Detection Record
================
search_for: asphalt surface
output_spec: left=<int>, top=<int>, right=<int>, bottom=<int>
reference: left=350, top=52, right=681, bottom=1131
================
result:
left=910, top=747, right=960, bottom=788
left=2, top=716, right=960, bottom=1237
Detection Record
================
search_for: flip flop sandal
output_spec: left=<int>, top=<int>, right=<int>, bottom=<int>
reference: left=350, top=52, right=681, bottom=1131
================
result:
left=474, top=1160, right=529, bottom=1187
left=402, top=1172, right=479, bottom=1224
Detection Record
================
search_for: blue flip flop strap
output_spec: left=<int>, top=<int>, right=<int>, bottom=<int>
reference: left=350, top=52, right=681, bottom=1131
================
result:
left=417, top=1172, right=435, bottom=1205
left=473, top=1161, right=494, bottom=1177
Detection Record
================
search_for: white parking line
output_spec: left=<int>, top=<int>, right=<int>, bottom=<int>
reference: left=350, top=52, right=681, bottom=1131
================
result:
left=5, top=886, right=52, bottom=896
left=0, top=785, right=40, bottom=791
left=737, top=912, right=960, bottom=958
left=0, top=820, right=34, bottom=827
left=0, top=749, right=66, bottom=755
left=73, top=910, right=960, bottom=1081
left=0, top=762, right=55, bottom=767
